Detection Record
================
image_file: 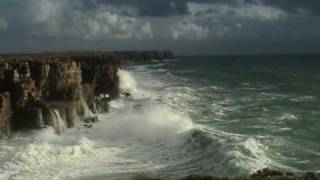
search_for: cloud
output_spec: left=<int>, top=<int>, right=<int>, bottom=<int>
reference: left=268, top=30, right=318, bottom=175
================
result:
left=171, top=21, right=209, bottom=40
left=255, top=0, right=320, bottom=16
left=72, top=6, right=154, bottom=40
left=81, top=0, right=320, bottom=17
left=236, top=4, right=287, bottom=20
left=86, top=0, right=190, bottom=17
left=0, top=17, right=8, bottom=31
left=0, top=0, right=320, bottom=54
left=20, top=0, right=153, bottom=40
left=189, top=3, right=287, bottom=21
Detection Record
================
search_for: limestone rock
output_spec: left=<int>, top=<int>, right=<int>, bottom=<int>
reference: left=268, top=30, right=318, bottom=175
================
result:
left=0, top=52, right=121, bottom=138
left=0, top=92, right=12, bottom=139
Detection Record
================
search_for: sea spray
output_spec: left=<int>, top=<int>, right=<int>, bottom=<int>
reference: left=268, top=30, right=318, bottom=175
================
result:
left=95, top=103, right=193, bottom=143
left=118, top=69, right=137, bottom=93
left=95, top=68, right=194, bottom=143
left=2, top=58, right=318, bottom=179
left=52, top=109, right=67, bottom=134
left=79, top=92, right=95, bottom=118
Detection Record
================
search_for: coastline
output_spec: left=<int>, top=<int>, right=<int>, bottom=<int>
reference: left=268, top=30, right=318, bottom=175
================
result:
left=0, top=52, right=319, bottom=179
left=0, top=51, right=174, bottom=139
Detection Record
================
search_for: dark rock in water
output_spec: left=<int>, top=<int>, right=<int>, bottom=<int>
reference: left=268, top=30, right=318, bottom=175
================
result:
left=180, top=169, right=320, bottom=180
left=0, top=52, right=121, bottom=138
left=248, top=168, right=320, bottom=180
left=84, top=116, right=99, bottom=124
left=122, top=92, right=131, bottom=97
left=133, top=169, right=320, bottom=180
left=132, top=174, right=165, bottom=180
left=83, top=115, right=98, bottom=128
left=182, top=175, right=229, bottom=180
left=112, top=50, right=174, bottom=61
left=84, top=123, right=93, bottom=128
left=184, top=129, right=213, bottom=151
left=250, top=168, right=284, bottom=178
left=95, top=97, right=110, bottom=113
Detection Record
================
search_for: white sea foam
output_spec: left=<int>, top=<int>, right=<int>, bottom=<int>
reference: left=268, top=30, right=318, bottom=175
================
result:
left=95, top=103, right=193, bottom=143
left=118, top=69, right=137, bottom=93
left=279, top=113, right=299, bottom=121
left=0, top=64, right=294, bottom=179
left=0, top=67, right=196, bottom=179
left=290, top=96, right=315, bottom=102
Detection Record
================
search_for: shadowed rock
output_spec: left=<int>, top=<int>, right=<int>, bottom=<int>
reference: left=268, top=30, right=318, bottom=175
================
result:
left=0, top=92, right=12, bottom=139
left=0, top=52, right=121, bottom=138
left=131, top=169, right=320, bottom=180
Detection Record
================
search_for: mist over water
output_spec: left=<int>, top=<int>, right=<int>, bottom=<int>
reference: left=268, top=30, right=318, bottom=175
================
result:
left=1, top=56, right=320, bottom=179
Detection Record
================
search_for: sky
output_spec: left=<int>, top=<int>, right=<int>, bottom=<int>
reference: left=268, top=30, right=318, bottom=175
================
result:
left=0, top=0, right=320, bottom=55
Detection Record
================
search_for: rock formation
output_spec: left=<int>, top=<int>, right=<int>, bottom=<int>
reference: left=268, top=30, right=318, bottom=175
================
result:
left=132, top=169, right=320, bottom=180
left=112, top=50, right=174, bottom=61
left=0, top=52, right=121, bottom=139
left=0, top=92, right=12, bottom=139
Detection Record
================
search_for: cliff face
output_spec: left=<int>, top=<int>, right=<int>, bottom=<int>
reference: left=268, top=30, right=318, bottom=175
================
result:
left=0, top=92, right=12, bottom=139
left=0, top=52, right=121, bottom=138
left=112, top=50, right=174, bottom=61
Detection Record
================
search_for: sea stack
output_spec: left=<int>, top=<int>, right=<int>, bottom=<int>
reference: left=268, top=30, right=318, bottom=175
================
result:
left=0, top=52, right=121, bottom=139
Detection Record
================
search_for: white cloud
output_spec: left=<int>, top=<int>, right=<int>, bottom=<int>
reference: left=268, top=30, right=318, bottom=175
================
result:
left=77, top=8, right=154, bottom=40
left=185, top=2, right=288, bottom=39
left=237, top=5, right=286, bottom=20
left=0, top=17, right=8, bottom=31
left=171, top=21, right=209, bottom=40
left=188, top=3, right=287, bottom=21
left=25, top=0, right=153, bottom=40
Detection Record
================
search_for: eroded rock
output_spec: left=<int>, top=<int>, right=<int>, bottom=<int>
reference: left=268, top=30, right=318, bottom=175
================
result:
left=0, top=52, right=121, bottom=138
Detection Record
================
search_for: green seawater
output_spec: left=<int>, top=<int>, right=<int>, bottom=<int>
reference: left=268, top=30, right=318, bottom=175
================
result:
left=133, top=55, right=320, bottom=173
left=1, top=55, right=319, bottom=180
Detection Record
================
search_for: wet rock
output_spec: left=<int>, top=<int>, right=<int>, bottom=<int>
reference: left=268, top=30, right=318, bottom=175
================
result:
left=95, top=97, right=110, bottom=113
left=132, top=174, right=165, bottom=180
left=84, top=116, right=99, bottom=124
left=250, top=168, right=284, bottom=178
left=0, top=92, right=12, bottom=139
left=84, top=123, right=93, bottom=128
left=0, top=52, right=121, bottom=138
left=122, top=92, right=131, bottom=97
left=176, top=169, right=320, bottom=180
left=182, top=175, right=229, bottom=180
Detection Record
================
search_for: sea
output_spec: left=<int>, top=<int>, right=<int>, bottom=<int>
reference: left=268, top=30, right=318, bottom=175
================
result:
left=0, top=55, right=320, bottom=180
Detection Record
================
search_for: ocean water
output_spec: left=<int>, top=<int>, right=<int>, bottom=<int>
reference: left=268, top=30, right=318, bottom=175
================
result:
left=1, top=55, right=320, bottom=179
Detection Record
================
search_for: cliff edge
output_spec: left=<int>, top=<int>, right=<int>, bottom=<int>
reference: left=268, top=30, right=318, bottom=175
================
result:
left=0, top=52, right=121, bottom=139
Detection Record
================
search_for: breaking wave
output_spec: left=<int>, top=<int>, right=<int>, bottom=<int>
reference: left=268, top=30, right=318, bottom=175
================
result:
left=0, top=63, right=303, bottom=180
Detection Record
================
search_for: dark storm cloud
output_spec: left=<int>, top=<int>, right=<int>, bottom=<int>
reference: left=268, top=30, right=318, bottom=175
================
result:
left=81, top=0, right=244, bottom=17
left=83, top=0, right=320, bottom=17
left=82, top=0, right=189, bottom=16
left=255, top=0, right=320, bottom=15
left=0, top=0, right=320, bottom=54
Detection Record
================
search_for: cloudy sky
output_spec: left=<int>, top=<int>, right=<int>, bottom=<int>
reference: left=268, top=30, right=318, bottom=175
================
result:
left=0, top=0, right=320, bottom=55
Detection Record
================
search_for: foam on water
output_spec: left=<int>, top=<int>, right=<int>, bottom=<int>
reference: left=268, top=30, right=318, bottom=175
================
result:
left=118, top=69, right=137, bottom=93
left=52, top=109, right=67, bottom=134
left=0, top=64, right=293, bottom=179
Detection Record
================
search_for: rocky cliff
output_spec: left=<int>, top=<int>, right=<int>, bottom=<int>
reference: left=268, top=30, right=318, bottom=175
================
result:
left=112, top=50, right=174, bottom=61
left=0, top=52, right=121, bottom=139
